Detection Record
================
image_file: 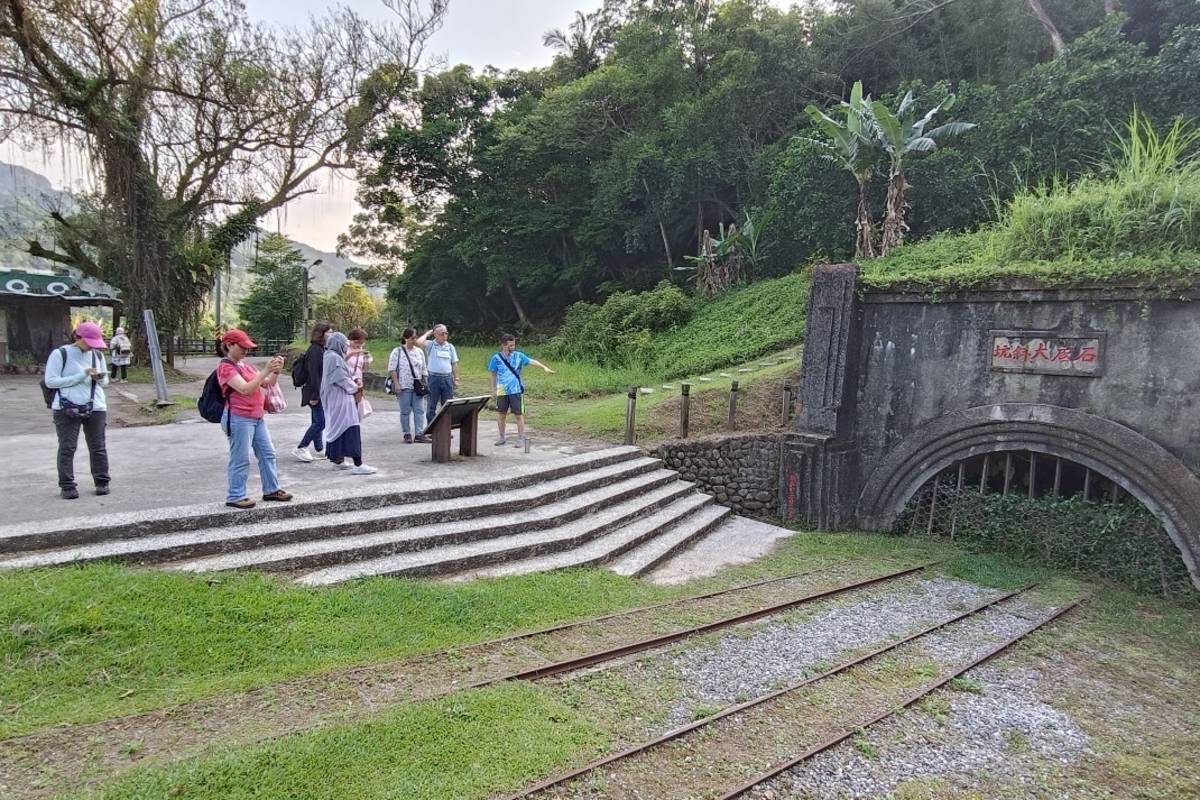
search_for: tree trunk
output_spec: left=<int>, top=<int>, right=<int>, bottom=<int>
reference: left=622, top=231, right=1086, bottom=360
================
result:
left=880, top=166, right=909, bottom=256
left=504, top=279, right=532, bottom=331
left=98, top=130, right=175, bottom=361
left=1026, top=0, right=1066, bottom=56
left=854, top=181, right=877, bottom=260
left=640, top=176, right=674, bottom=273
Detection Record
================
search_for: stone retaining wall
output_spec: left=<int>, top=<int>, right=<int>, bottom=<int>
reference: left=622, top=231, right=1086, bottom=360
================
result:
left=656, top=434, right=781, bottom=517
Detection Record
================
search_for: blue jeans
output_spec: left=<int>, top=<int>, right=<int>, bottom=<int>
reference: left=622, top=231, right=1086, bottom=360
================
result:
left=226, top=412, right=280, bottom=502
left=426, top=374, right=454, bottom=426
left=298, top=403, right=324, bottom=451
left=397, top=389, right=427, bottom=435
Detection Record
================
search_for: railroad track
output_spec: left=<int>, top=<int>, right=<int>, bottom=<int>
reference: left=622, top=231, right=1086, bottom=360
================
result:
left=500, top=584, right=1081, bottom=800
left=471, top=561, right=933, bottom=686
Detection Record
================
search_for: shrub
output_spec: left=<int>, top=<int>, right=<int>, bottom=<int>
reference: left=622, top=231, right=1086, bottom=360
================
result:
left=548, top=281, right=694, bottom=367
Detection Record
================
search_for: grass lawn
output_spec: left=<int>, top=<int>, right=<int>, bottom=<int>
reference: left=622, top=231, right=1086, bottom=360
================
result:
left=2, top=533, right=947, bottom=740
left=4, top=534, right=1198, bottom=800
left=81, top=682, right=604, bottom=800
left=363, top=339, right=802, bottom=440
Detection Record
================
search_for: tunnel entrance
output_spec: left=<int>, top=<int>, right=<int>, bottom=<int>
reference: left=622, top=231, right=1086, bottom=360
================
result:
left=894, top=450, right=1193, bottom=597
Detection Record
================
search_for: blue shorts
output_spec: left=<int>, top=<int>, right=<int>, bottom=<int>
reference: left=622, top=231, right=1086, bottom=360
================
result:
left=496, top=393, right=524, bottom=414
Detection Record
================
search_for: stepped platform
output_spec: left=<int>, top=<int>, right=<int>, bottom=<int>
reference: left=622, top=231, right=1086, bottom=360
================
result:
left=0, top=445, right=786, bottom=585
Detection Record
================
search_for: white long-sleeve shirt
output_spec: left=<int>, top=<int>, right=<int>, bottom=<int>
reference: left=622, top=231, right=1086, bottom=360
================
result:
left=44, top=344, right=109, bottom=411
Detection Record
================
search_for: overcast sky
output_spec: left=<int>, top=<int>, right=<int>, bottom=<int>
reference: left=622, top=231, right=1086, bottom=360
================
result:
left=9, top=0, right=800, bottom=252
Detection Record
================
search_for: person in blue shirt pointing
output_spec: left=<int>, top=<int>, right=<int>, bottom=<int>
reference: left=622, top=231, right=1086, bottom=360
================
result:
left=488, top=334, right=554, bottom=447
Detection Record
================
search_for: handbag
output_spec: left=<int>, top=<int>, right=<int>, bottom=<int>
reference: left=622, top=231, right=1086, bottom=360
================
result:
left=402, top=348, right=428, bottom=397
left=264, top=380, right=287, bottom=413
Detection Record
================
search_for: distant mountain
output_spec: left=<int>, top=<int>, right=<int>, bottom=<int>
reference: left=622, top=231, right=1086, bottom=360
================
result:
left=0, top=161, right=78, bottom=271
left=0, top=161, right=374, bottom=319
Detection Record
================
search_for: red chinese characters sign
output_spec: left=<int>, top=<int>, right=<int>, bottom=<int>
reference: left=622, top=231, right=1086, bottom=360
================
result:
left=989, top=331, right=1103, bottom=376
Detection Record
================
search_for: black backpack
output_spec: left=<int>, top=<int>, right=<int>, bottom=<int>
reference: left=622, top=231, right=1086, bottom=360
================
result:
left=198, top=358, right=235, bottom=424
left=40, top=346, right=68, bottom=409
left=290, top=354, right=308, bottom=388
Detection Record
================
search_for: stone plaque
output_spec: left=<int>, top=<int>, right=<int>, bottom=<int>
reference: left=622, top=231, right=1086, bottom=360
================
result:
left=989, top=330, right=1104, bottom=376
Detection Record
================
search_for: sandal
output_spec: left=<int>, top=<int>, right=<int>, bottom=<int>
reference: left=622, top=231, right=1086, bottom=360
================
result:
left=225, top=498, right=256, bottom=510
left=262, top=490, right=293, bottom=502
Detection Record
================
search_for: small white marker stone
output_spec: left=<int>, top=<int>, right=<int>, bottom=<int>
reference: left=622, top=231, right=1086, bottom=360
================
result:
left=698, top=376, right=712, bottom=382
left=719, top=372, right=731, bottom=377
left=738, top=368, right=752, bottom=373
left=639, top=387, right=655, bottom=394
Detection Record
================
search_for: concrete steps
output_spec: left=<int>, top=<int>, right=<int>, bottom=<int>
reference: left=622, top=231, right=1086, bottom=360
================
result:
left=607, top=503, right=732, bottom=577
left=448, top=495, right=729, bottom=582
left=166, top=470, right=686, bottom=575
left=0, top=444, right=748, bottom=585
left=294, top=480, right=701, bottom=585
left=0, top=456, right=664, bottom=570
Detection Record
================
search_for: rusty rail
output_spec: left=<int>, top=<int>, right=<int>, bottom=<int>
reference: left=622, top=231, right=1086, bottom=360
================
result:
left=717, top=598, right=1083, bottom=799
left=501, top=582, right=1036, bottom=800
left=486, top=562, right=934, bottom=685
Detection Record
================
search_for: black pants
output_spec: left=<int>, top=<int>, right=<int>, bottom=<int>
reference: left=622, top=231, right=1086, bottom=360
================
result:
left=110, top=363, right=127, bottom=380
left=53, top=410, right=109, bottom=491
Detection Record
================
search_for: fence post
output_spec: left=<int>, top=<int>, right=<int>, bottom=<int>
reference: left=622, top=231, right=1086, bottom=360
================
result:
left=624, top=386, right=638, bottom=445
left=727, top=380, right=739, bottom=430
left=781, top=380, right=793, bottom=427
left=680, top=383, right=690, bottom=439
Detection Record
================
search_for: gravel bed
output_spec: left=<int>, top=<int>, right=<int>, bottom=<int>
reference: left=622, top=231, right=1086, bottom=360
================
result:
left=668, top=577, right=1001, bottom=719
left=758, top=665, right=1092, bottom=799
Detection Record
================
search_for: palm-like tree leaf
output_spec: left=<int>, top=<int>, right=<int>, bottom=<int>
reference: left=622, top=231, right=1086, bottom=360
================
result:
left=926, top=121, right=976, bottom=139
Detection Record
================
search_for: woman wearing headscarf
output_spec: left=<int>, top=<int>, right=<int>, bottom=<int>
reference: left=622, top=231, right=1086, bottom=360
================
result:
left=109, top=327, right=133, bottom=382
left=319, top=332, right=377, bottom=475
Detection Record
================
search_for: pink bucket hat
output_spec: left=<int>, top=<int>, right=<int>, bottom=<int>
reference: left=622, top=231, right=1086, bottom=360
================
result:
left=74, top=322, right=109, bottom=349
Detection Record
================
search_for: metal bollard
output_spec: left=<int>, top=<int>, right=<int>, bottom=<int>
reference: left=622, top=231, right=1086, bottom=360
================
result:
left=524, top=437, right=532, bottom=454
left=728, top=380, right=739, bottom=430
left=624, top=385, right=638, bottom=445
left=680, top=383, right=690, bottom=439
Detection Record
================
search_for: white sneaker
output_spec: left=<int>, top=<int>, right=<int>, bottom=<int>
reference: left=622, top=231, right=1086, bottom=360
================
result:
left=350, top=464, right=378, bottom=475
left=311, top=449, right=327, bottom=460
left=292, top=447, right=314, bottom=463
left=332, top=461, right=352, bottom=470
left=494, top=437, right=507, bottom=446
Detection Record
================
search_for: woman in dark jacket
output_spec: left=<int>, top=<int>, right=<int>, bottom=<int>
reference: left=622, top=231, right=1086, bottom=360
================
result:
left=293, top=321, right=332, bottom=462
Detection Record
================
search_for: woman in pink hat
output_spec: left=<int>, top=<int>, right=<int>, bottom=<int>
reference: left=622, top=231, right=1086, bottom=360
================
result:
left=43, top=322, right=110, bottom=499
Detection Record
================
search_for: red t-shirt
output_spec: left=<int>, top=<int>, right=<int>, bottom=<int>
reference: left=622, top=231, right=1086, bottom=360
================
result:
left=217, top=360, right=266, bottom=420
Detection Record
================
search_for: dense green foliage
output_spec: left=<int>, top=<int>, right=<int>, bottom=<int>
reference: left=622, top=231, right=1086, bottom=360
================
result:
left=862, top=114, right=1200, bottom=290
left=352, top=1, right=1199, bottom=332
left=546, top=271, right=808, bottom=375
left=905, top=493, right=1195, bottom=598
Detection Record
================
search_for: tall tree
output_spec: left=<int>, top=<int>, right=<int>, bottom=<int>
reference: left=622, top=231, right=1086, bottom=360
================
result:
left=0, top=0, right=445, bottom=346
left=864, top=90, right=974, bottom=254
left=805, top=81, right=878, bottom=259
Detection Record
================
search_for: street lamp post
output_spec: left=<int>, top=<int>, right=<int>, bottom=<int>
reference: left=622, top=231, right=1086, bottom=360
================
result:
left=300, top=258, right=322, bottom=335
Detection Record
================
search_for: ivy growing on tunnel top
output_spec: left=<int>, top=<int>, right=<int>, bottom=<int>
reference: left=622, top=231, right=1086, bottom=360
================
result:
left=896, top=490, right=1196, bottom=600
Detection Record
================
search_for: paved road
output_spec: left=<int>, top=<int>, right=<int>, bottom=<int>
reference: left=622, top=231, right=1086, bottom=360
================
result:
left=0, top=363, right=597, bottom=525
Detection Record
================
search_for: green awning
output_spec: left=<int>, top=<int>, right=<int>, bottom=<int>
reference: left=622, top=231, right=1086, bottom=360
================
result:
left=0, top=270, right=120, bottom=304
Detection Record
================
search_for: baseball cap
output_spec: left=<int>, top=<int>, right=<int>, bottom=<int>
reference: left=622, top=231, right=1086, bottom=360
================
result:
left=221, top=329, right=257, bottom=349
left=74, top=322, right=108, bottom=349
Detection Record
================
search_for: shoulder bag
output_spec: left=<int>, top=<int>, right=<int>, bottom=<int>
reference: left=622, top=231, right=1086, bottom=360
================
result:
left=403, top=348, right=428, bottom=397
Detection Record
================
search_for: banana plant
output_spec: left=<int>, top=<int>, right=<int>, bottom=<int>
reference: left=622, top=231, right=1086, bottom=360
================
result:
left=863, top=91, right=975, bottom=255
left=804, top=81, right=878, bottom=259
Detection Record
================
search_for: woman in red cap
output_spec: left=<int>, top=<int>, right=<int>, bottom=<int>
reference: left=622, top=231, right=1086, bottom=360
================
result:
left=217, top=329, right=292, bottom=509
left=43, top=321, right=110, bottom=499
